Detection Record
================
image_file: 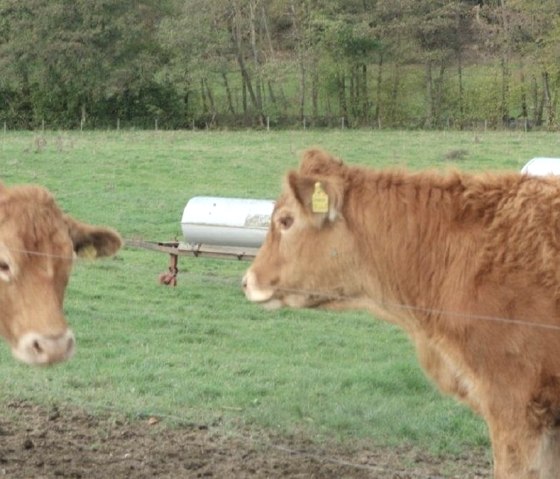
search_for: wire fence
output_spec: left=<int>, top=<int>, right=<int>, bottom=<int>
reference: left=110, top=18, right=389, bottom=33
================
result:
left=0, top=114, right=542, bottom=133
left=7, top=240, right=560, bottom=335
left=1, top=242, right=442, bottom=476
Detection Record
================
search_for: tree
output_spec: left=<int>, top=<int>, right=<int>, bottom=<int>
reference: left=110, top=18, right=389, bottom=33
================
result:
left=0, top=0, right=171, bottom=128
left=402, top=1, right=477, bottom=128
left=370, top=0, right=422, bottom=127
left=508, top=0, right=560, bottom=128
left=1, top=0, right=560, bottom=129
left=157, top=0, right=233, bottom=125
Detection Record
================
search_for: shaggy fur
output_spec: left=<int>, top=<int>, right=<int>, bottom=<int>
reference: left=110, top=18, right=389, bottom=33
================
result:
left=243, top=148, right=560, bottom=478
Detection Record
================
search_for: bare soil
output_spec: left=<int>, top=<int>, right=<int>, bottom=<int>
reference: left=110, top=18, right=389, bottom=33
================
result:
left=0, top=401, right=492, bottom=478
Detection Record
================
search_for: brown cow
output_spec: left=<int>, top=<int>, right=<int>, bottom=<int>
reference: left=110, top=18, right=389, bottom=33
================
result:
left=243, top=148, right=560, bottom=479
left=0, top=182, right=122, bottom=366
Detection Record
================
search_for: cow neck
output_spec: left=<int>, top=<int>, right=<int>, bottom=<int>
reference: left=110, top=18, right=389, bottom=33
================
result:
left=345, top=168, right=471, bottom=323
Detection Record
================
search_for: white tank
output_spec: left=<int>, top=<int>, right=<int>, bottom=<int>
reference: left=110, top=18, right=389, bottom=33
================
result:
left=521, top=157, right=560, bottom=176
left=181, top=197, right=274, bottom=248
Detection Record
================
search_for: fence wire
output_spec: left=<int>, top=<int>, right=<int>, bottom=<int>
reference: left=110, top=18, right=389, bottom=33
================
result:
left=6, top=239, right=560, bottom=334
left=0, top=240, right=504, bottom=475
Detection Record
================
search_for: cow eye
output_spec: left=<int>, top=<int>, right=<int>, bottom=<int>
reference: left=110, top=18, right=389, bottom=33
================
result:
left=278, top=215, right=294, bottom=230
left=0, top=261, right=9, bottom=273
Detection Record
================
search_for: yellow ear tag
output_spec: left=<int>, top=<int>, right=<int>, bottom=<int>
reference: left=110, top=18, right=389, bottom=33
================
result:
left=311, top=182, right=329, bottom=213
left=79, top=244, right=98, bottom=260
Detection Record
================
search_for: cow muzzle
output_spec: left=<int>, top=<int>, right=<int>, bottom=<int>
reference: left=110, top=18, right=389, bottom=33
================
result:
left=242, top=271, right=316, bottom=310
left=242, top=271, right=277, bottom=305
left=12, top=329, right=75, bottom=366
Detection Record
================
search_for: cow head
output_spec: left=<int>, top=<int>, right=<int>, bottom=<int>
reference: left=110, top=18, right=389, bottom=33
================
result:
left=243, top=149, right=365, bottom=309
left=0, top=183, right=122, bottom=366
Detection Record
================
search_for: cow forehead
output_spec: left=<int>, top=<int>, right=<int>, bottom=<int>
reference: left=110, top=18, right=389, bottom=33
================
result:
left=0, top=223, right=72, bottom=273
left=2, top=212, right=65, bottom=246
left=0, top=187, right=73, bottom=259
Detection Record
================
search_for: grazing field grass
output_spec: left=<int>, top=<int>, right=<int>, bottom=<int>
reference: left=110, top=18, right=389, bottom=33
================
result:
left=1, top=129, right=559, bottom=456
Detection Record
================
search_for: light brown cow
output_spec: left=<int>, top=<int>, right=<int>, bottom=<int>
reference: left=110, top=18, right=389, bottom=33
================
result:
left=0, top=182, right=122, bottom=366
left=243, top=148, right=560, bottom=479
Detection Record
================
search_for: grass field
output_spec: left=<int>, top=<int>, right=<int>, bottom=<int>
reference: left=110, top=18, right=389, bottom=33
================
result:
left=1, top=129, right=559, bottom=458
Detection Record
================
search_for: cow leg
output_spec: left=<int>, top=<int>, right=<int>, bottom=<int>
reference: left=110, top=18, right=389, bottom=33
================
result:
left=487, top=417, right=541, bottom=479
left=537, top=428, right=560, bottom=479
left=414, top=335, right=482, bottom=414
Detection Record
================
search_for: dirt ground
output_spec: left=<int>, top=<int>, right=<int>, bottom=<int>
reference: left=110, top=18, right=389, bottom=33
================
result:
left=0, top=400, right=492, bottom=478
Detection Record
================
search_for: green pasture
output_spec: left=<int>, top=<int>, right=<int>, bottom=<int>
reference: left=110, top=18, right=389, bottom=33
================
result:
left=1, top=129, right=559, bottom=458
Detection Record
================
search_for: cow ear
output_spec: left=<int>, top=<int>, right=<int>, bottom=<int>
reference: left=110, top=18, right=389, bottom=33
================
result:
left=64, top=215, right=122, bottom=258
left=299, top=148, right=345, bottom=177
left=287, top=172, right=343, bottom=223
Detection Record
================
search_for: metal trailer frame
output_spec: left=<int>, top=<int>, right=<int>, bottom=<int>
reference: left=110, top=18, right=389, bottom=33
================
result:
left=126, top=239, right=258, bottom=286
left=129, top=196, right=272, bottom=286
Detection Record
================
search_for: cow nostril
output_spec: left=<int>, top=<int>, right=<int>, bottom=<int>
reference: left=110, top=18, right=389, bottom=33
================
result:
left=32, top=339, right=43, bottom=354
left=242, top=275, right=248, bottom=289
left=14, top=331, right=75, bottom=365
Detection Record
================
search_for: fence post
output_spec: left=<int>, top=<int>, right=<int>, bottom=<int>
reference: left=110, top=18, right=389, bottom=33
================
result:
left=155, top=118, right=158, bottom=131
left=266, top=116, right=270, bottom=131
left=117, top=118, right=120, bottom=131
left=341, top=117, right=345, bottom=129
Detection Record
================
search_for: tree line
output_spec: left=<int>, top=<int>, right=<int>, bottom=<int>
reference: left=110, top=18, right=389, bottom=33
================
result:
left=0, top=0, right=558, bottom=130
